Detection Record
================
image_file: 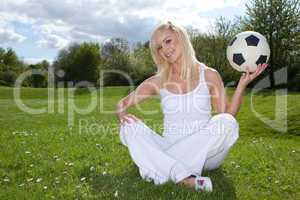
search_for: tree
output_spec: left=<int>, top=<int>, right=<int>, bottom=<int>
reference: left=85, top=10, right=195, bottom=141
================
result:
left=53, top=42, right=101, bottom=86
left=0, top=47, right=25, bottom=86
left=27, top=60, right=49, bottom=87
left=243, top=0, right=300, bottom=88
left=130, top=41, right=156, bottom=85
left=101, top=38, right=132, bottom=86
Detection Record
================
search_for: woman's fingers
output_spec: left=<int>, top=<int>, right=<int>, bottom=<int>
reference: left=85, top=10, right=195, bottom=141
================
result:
left=256, top=64, right=264, bottom=76
left=120, top=117, right=127, bottom=124
left=119, top=115, right=129, bottom=124
left=123, top=116, right=133, bottom=123
left=262, top=63, right=268, bottom=71
left=254, top=64, right=262, bottom=76
left=246, top=63, right=264, bottom=80
left=127, top=114, right=140, bottom=121
left=257, top=64, right=265, bottom=74
left=248, top=65, right=259, bottom=80
left=120, top=114, right=140, bottom=124
left=251, top=63, right=268, bottom=79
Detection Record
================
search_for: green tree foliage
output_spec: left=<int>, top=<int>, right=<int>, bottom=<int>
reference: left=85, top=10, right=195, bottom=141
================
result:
left=190, top=17, right=241, bottom=85
left=100, top=39, right=156, bottom=86
left=243, top=0, right=300, bottom=89
left=53, top=42, right=101, bottom=86
left=26, top=60, right=49, bottom=88
left=0, top=47, right=24, bottom=86
left=130, top=41, right=156, bottom=85
left=101, top=38, right=132, bottom=86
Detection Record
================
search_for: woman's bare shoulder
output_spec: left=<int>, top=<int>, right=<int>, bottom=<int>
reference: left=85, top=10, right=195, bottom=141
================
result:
left=203, top=65, right=221, bottom=82
left=201, top=65, right=224, bottom=92
left=139, top=74, right=163, bottom=94
left=144, top=74, right=162, bottom=85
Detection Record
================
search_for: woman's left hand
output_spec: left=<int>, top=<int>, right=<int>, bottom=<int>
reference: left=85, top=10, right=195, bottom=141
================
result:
left=238, top=63, right=268, bottom=88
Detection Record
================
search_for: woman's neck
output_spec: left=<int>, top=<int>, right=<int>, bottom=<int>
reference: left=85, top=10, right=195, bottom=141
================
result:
left=169, top=59, right=182, bottom=77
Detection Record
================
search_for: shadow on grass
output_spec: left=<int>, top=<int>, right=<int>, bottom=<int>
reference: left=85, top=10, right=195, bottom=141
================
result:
left=85, top=166, right=237, bottom=199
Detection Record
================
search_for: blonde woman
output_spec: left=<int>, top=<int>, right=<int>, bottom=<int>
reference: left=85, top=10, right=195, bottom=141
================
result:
left=116, top=21, right=268, bottom=192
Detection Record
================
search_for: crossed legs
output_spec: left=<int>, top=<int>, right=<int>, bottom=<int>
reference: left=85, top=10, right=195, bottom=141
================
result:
left=119, top=113, right=239, bottom=187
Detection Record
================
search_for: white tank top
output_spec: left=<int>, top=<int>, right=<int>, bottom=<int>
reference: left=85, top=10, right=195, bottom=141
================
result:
left=159, top=62, right=212, bottom=140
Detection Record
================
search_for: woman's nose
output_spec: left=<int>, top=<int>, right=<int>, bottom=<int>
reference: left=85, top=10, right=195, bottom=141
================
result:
left=162, top=44, right=171, bottom=52
left=161, top=41, right=169, bottom=49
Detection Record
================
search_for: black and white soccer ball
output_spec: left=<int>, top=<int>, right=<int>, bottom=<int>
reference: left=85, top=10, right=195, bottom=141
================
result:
left=226, top=31, right=270, bottom=72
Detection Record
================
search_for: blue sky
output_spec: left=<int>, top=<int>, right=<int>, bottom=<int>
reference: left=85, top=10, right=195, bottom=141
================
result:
left=0, top=0, right=248, bottom=64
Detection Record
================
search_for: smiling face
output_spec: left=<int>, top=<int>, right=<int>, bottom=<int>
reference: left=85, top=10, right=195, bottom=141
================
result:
left=155, top=28, right=182, bottom=64
left=150, top=22, right=197, bottom=83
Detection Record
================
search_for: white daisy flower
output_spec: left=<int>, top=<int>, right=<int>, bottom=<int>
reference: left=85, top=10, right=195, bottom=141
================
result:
left=80, top=177, right=86, bottom=181
left=3, top=178, right=10, bottom=182
left=27, top=178, right=33, bottom=182
left=36, top=178, right=42, bottom=183
left=90, top=166, right=95, bottom=171
left=114, top=190, right=118, bottom=197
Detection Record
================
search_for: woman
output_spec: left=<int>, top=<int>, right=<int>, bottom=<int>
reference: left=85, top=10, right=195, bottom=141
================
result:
left=116, top=21, right=267, bottom=192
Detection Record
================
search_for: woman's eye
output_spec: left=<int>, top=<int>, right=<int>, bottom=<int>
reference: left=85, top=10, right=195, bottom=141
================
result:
left=166, top=39, right=171, bottom=44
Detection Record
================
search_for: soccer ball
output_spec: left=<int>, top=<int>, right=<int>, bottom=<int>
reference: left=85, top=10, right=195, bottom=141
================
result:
left=226, top=31, right=270, bottom=72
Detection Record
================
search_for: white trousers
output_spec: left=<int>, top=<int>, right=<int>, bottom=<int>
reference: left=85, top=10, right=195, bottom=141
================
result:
left=119, top=113, right=239, bottom=185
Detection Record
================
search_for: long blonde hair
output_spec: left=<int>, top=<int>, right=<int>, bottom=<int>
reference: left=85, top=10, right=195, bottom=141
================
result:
left=150, top=21, right=198, bottom=84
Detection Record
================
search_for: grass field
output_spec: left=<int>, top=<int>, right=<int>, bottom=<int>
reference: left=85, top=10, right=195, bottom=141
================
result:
left=0, top=86, right=299, bottom=200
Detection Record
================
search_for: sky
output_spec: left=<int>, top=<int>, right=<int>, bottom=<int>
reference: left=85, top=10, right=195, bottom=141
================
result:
left=0, top=0, right=248, bottom=64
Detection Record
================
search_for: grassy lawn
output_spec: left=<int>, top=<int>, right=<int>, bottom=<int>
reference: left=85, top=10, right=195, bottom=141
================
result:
left=0, top=86, right=299, bottom=199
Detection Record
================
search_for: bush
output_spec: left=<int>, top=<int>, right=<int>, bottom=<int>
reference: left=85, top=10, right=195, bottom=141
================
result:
left=0, top=71, right=17, bottom=86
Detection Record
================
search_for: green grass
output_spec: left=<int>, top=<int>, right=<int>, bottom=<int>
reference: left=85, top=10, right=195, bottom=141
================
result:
left=0, top=86, right=299, bottom=199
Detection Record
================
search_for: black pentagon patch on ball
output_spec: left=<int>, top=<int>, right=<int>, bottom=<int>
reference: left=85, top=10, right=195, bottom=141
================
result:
left=256, top=55, right=268, bottom=65
left=229, top=37, right=237, bottom=46
left=245, top=35, right=260, bottom=46
left=233, top=53, right=245, bottom=66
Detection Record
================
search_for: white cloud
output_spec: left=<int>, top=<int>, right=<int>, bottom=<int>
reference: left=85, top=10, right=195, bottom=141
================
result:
left=0, top=0, right=247, bottom=51
left=0, top=12, right=36, bottom=25
left=0, top=28, right=26, bottom=44
left=37, top=21, right=73, bottom=35
left=24, top=57, right=53, bottom=65
left=37, top=34, right=69, bottom=49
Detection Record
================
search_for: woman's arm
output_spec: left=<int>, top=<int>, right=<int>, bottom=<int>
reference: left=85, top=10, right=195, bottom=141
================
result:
left=205, top=68, right=227, bottom=114
left=206, top=64, right=268, bottom=117
left=116, top=75, right=161, bottom=123
left=225, top=83, right=246, bottom=116
left=227, top=64, right=268, bottom=116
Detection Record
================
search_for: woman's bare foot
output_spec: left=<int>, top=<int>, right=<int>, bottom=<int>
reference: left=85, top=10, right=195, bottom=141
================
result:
left=179, top=175, right=213, bottom=192
left=180, top=175, right=196, bottom=188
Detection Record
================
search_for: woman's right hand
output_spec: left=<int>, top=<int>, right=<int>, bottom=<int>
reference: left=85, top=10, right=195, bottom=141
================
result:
left=116, top=102, right=140, bottom=124
left=115, top=75, right=159, bottom=125
left=118, top=112, right=140, bottom=124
